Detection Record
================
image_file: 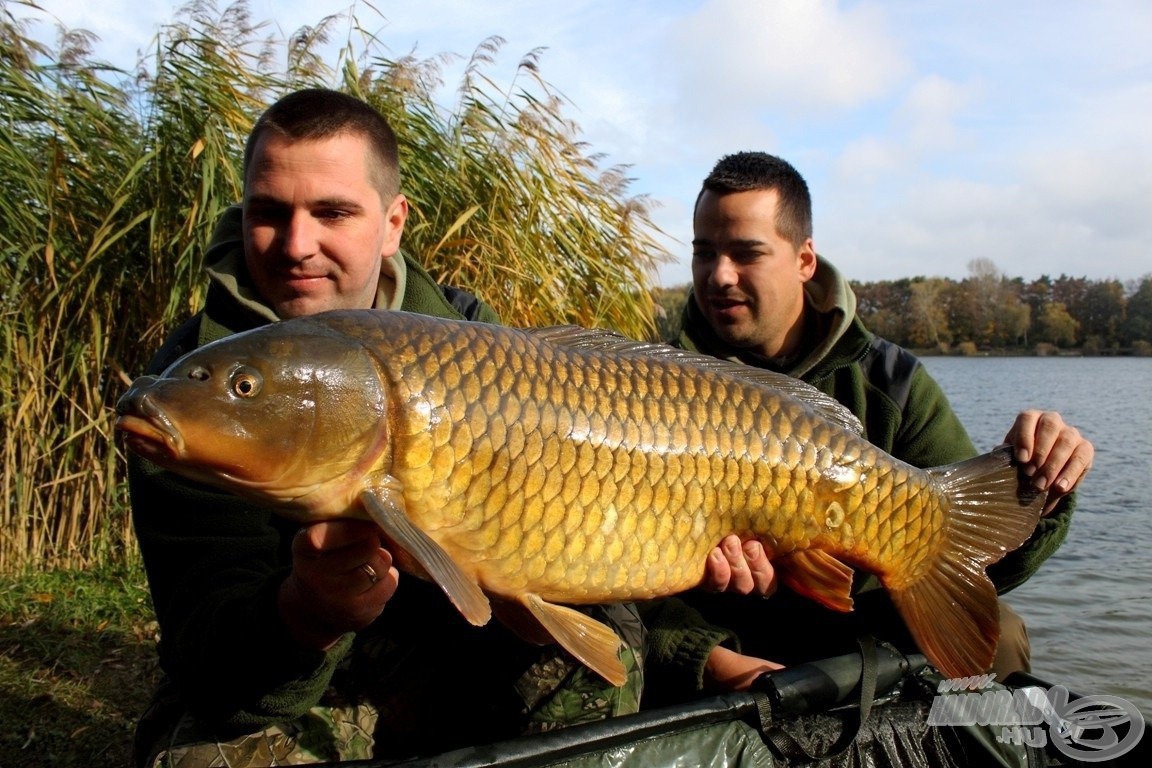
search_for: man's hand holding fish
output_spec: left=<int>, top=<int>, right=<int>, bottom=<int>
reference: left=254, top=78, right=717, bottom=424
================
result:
left=278, top=521, right=399, bottom=651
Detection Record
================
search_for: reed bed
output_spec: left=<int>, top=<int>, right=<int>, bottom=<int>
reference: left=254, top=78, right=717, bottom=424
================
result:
left=0, top=0, right=666, bottom=573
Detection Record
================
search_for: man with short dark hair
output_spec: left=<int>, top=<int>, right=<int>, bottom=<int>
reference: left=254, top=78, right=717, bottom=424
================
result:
left=128, top=88, right=645, bottom=767
left=645, top=151, right=1093, bottom=698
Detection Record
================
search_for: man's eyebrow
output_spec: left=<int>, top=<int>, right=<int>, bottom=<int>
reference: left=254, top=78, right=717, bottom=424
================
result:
left=312, top=197, right=366, bottom=212
left=691, top=237, right=768, bottom=248
left=245, top=193, right=365, bottom=211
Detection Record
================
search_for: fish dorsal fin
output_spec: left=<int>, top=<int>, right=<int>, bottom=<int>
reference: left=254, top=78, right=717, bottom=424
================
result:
left=519, top=593, right=627, bottom=687
left=524, top=325, right=864, bottom=437
left=358, top=486, right=491, bottom=626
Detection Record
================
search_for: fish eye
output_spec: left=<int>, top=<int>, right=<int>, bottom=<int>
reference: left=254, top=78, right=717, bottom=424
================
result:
left=231, top=371, right=262, bottom=398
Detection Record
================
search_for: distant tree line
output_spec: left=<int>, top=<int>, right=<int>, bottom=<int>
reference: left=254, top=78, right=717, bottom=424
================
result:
left=652, top=258, right=1152, bottom=356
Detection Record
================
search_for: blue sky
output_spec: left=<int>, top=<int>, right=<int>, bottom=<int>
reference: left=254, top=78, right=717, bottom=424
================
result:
left=24, top=0, right=1152, bottom=287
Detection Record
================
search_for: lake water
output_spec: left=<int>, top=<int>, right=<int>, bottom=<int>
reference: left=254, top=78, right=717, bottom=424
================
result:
left=920, top=356, right=1152, bottom=717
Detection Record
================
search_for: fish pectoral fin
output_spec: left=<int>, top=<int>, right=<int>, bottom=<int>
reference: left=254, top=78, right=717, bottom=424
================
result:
left=358, top=488, right=491, bottom=627
left=776, top=550, right=855, bottom=612
left=520, top=594, right=627, bottom=687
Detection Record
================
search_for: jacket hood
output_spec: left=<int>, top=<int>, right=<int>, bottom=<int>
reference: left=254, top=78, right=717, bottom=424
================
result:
left=792, top=256, right=856, bottom=377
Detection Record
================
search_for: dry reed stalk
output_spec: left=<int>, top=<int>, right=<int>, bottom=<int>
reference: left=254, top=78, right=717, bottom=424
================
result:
left=1, top=1, right=666, bottom=573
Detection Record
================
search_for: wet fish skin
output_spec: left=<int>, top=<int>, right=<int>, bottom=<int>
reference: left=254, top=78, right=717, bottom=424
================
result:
left=116, top=309, right=1044, bottom=685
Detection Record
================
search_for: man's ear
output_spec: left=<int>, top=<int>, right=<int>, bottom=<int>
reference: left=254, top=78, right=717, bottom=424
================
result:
left=798, top=239, right=817, bottom=281
left=382, top=193, right=409, bottom=255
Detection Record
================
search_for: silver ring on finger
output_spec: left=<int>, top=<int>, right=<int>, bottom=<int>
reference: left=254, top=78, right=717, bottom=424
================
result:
left=360, top=562, right=379, bottom=586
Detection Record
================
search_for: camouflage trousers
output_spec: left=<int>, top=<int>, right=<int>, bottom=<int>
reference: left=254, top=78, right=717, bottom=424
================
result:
left=136, top=603, right=645, bottom=767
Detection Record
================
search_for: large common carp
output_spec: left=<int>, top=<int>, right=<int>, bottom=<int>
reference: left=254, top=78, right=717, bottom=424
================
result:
left=115, top=309, right=1044, bottom=685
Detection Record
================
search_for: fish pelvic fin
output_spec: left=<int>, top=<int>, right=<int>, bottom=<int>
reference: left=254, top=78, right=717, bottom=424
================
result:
left=776, top=550, right=855, bottom=612
left=889, top=445, right=1044, bottom=679
left=520, top=594, right=627, bottom=687
left=358, top=487, right=491, bottom=626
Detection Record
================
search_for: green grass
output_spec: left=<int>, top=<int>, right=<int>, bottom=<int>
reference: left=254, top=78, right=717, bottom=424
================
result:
left=0, top=560, right=160, bottom=767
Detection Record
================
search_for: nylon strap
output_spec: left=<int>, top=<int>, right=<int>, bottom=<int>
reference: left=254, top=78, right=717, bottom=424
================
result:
left=760, top=635, right=880, bottom=761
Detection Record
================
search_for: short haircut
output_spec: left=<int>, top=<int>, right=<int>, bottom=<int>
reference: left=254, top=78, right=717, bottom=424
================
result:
left=243, top=88, right=401, bottom=197
left=696, top=152, right=812, bottom=246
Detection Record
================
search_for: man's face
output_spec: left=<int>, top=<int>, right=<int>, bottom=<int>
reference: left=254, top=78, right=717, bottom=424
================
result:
left=691, top=188, right=816, bottom=359
left=243, top=132, right=407, bottom=319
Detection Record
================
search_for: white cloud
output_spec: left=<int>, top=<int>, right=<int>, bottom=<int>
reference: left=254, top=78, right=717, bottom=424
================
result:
left=896, top=74, right=981, bottom=154
left=673, top=0, right=909, bottom=115
left=790, top=1, right=1152, bottom=285
left=832, top=135, right=900, bottom=183
left=19, top=0, right=1152, bottom=287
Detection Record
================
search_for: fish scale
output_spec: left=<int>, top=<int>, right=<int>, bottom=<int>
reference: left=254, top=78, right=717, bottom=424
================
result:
left=115, top=309, right=1044, bottom=686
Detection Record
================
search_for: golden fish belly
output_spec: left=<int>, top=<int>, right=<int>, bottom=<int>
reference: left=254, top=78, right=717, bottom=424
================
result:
left=381, top=322, right=947, bottom=604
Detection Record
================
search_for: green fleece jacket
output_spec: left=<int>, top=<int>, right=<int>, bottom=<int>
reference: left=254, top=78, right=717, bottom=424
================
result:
left=642, top=257, right=1073, bottom=701
left=128, top=207, right=511, bottom=733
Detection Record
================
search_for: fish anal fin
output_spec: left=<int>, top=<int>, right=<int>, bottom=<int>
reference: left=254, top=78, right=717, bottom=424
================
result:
left=776, top=549, right=855, bottom=612
left=358, top=487, right=491, bottom=626
left=520, top=593, right=626, bottom=687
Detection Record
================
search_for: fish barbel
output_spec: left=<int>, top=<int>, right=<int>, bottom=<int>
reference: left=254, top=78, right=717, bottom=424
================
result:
left=115, top=309, right=1044, bottom=685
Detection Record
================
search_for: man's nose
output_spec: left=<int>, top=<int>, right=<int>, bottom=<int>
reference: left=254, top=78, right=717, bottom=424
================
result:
left=281, top=212, right=318, bottom=260
left=708, top=255, right=738, bottom=288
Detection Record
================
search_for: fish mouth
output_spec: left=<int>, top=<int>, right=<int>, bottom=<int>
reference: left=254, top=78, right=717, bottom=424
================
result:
left=114, top=400, right=185, bottom=463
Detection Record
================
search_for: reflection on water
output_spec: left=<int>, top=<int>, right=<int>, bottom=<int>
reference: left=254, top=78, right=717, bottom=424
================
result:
left=920, top=357, right=1152, bottom=715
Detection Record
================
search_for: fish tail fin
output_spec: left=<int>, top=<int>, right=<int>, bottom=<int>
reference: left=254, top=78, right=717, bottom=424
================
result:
left=889, top=445, right=1043, bottom=679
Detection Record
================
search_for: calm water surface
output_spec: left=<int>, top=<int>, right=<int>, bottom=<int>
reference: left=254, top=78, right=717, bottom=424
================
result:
left=920, top=357, right=1151, bottom=716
